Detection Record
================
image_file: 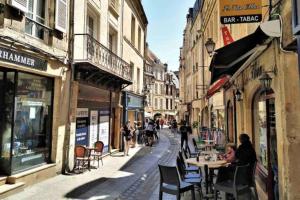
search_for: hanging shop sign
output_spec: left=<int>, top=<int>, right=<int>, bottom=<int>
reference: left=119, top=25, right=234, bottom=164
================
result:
left=221, top=26, right=234, bottom=46
left=0, top=46, right=47, bottom=71
left=220, top=0, right=262, bottom=24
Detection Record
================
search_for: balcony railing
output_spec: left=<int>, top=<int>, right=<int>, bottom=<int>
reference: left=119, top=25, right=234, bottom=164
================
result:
left=73, top=34, right=132, bottom=82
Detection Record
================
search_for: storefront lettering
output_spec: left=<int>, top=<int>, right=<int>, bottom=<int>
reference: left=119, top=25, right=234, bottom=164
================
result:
left=0, top=46, right=47, bottom=71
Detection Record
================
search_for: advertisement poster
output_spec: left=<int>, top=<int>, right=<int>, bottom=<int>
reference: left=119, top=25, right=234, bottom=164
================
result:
left=89, top=110, right=98, bottom=147
left=76, top=108, right=89, bottom=146
left=99, top=110, right=110, bottom=153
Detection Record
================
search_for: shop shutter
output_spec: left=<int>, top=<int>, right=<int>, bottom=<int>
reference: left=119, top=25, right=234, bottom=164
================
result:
left=7, top=0, right=28, bottom=13
left=55, top=0, right=67, bottom=33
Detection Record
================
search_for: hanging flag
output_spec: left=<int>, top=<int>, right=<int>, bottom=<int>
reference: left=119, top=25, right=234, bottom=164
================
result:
left=221, top=26, right=234, bottom=46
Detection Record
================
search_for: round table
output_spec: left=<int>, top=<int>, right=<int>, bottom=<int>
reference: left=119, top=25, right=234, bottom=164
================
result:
left=200, top=150, right=220, bottom=156
left=186, top=157, right=226, bottom=169
left=186, top=156, right=227, bottom=195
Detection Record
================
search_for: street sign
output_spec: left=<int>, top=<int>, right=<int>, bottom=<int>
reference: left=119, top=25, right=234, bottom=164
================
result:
left=220, top=0, right=262, bottom=24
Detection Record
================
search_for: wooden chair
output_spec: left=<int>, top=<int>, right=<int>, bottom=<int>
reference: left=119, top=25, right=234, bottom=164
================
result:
left=158, top=164, right=195, bottom=200
left=91, top=141, right=104, bottom=168
left=74, top=145, right=91, bottom=172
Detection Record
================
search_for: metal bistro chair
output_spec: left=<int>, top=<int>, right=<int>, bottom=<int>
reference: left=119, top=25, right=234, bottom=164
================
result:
left=186, top=145, right=198, bottom=158
left=91, top=141, right=104, bottom=168
left=158, top=164, right=196, bottom=200
left=250, top=162, right=259, bottom=200
left=74, top=145, right=91, bottom=172
left=176, top=157, right=203, bottom=198
left=192, top=138, right=201, bottom=153
left=178, top=151, right=199, bottom=173
left=214, top=164, right=252, bottom=200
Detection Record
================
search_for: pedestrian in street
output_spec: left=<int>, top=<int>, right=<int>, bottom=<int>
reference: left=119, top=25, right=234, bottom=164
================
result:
left=122, top=121, right=133, bottom=156
left=155, top=119, right=160, bottom=132
left=160, top=118, right=164, bottom=129
left=146, top=120, right=155, bottom=146
left=179, top=120, right=190, bottom=149
left=171, top=119, right=178, bottom=137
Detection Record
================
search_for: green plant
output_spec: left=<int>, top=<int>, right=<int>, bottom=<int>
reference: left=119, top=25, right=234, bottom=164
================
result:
left=192, top=121, right=199, bottom=129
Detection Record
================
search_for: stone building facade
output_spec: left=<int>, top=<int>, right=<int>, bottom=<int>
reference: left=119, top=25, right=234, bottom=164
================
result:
left=0, top=0, right=70, bottom=196
left=179, top=0, right=300, bottom=199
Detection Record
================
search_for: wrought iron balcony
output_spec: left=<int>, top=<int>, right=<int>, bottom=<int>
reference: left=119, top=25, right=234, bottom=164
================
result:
left=73, top=34, right=132, bottom=82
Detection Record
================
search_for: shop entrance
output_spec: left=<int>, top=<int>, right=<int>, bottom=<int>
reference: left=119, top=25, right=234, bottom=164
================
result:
left=253, top=90, right=278, bottom=200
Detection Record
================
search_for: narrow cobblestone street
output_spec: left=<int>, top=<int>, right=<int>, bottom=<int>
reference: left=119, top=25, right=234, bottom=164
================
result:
left=5, top=129, right=198, bottom=200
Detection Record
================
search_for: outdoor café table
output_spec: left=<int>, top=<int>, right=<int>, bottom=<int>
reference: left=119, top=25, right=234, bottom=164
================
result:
left=86, top=147, right=97, bottom=170
left=186, top=156, right=227, bottom=195
left=200, top=150, right=219, bottom=155
left=203, top=139, right=215, bottom=144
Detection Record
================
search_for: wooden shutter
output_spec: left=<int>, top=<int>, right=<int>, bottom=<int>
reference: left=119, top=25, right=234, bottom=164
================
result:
left=8, top=0, right=28, bottom=13
left=55, top=0, right=67, bottom=33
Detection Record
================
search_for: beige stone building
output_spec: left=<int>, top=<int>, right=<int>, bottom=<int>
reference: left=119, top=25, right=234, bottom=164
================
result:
left=121, top=0, right=147, bottom=129
left=180, top=0, right=300, bottom=199
left=0, top=0, right=70, bottom=196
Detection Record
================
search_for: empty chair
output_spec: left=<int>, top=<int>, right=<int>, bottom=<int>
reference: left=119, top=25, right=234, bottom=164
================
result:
left=178, top=151, right=199, bottom=173
left=214, top=164, right=252, bottom=200
left=74, top=145, right=91, bottom=172
left=91, top=141, right=104, bottom=168
left=186, top=145, right=198, bottom=158
left=158, top=164, right=195, bottom=200
left=192, top=138, right=201, bottom=153
left=176, top=157, right=201, bottom=179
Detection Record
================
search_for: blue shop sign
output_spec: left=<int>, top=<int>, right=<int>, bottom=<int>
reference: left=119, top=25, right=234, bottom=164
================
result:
left=127, top=95, right=143, bottom=108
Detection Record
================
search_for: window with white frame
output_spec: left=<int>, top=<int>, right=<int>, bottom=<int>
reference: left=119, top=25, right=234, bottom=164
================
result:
left=25, top=0, right=46, bottom=39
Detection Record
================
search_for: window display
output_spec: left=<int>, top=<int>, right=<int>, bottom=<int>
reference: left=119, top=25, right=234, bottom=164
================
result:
left=11, top=72, right=53, bottom=173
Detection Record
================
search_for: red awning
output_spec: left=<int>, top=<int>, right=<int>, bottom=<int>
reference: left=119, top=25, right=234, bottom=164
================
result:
left=206, top=76, right=230, bottom=98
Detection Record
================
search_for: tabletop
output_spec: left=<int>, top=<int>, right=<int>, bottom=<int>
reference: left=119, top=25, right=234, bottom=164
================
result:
left=186, top=156, right=227, bottom=169
left=200, top=150, right=219, bottom=155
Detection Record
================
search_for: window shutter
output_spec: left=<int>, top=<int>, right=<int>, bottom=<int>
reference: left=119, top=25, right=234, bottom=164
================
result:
left=55, top=0, right=67, bottom=33
left=8, top=0, right=28, bottom=13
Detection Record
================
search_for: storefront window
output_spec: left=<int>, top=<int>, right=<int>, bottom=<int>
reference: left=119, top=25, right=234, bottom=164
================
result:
left=0, top=71, right=15, bottom=174
left=257, top=101, right=268, bottom=169
left=12, top=72, right=53, bottom=173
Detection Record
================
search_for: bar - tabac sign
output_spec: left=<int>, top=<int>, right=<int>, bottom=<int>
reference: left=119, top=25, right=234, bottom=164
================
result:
left=220, top=0, right=262, bottom=24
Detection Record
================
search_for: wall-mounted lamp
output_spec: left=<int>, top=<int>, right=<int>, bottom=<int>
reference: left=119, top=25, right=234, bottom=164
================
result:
left=235, top=89, right=243, bottom=101
left=258, top=65, right=277, bottom=91
left=259, top=72, right=272, bottom=91
left=205, top=38, right=216, bottom=57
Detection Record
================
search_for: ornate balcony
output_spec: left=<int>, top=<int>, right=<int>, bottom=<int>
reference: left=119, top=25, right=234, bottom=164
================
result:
left=73, top=34, right=132, bottom=83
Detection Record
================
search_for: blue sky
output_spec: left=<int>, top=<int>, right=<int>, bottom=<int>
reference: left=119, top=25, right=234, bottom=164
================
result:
left=142, top=0, right=195, bottom=71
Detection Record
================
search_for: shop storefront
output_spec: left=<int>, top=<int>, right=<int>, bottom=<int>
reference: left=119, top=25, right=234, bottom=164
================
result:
left=75, top=84, right=118, bottom=153
left=122, top=91, right=144, bottom=127
left=0, top=45, right=65, bottom=176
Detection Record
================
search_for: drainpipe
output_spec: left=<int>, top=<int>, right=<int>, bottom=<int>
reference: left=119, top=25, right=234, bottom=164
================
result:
left=233, top=90, right=238, bottom=145
left=63, top=0, right=75, bottom=174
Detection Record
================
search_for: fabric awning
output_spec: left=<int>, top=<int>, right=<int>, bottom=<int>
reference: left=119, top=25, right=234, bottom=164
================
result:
left=206, top=76, right=229, bottom=98
left=209, top=26, right=270, bottom=84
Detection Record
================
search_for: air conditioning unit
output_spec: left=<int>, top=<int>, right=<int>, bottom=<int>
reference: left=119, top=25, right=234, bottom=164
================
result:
left=7, top=0, right=28, bottom=13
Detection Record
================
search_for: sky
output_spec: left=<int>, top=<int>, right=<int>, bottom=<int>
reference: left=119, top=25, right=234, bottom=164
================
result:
left=142, top=0, right=195, bottom=71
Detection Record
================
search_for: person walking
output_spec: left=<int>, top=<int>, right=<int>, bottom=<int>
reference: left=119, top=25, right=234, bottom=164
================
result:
left=160, top=118, right=164, bottom=129
left=179, top=120, right=190, bottom=149
left=171, top=119, right=178, bottom=137
left=146, top=120, right=155, bottom=146
left=122, top=122, right=133, bottom=156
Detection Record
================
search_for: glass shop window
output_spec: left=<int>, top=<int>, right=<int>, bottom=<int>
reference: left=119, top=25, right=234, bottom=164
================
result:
left=12, top=72, right=53, bottom=173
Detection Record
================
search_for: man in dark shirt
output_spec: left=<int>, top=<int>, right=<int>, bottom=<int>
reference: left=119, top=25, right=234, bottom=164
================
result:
left=179, top=120, right=190, bottom=149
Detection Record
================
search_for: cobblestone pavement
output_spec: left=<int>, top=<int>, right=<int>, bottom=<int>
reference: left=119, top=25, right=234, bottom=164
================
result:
left=5, top=129, right=188, bottom=200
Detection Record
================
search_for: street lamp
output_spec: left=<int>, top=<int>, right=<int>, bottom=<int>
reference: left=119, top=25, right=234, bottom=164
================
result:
left=235, top=89, right=242, bottom=101
left=259, top=72, right=272, bottom=90
left=205, top=38, right=216, bottom=57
